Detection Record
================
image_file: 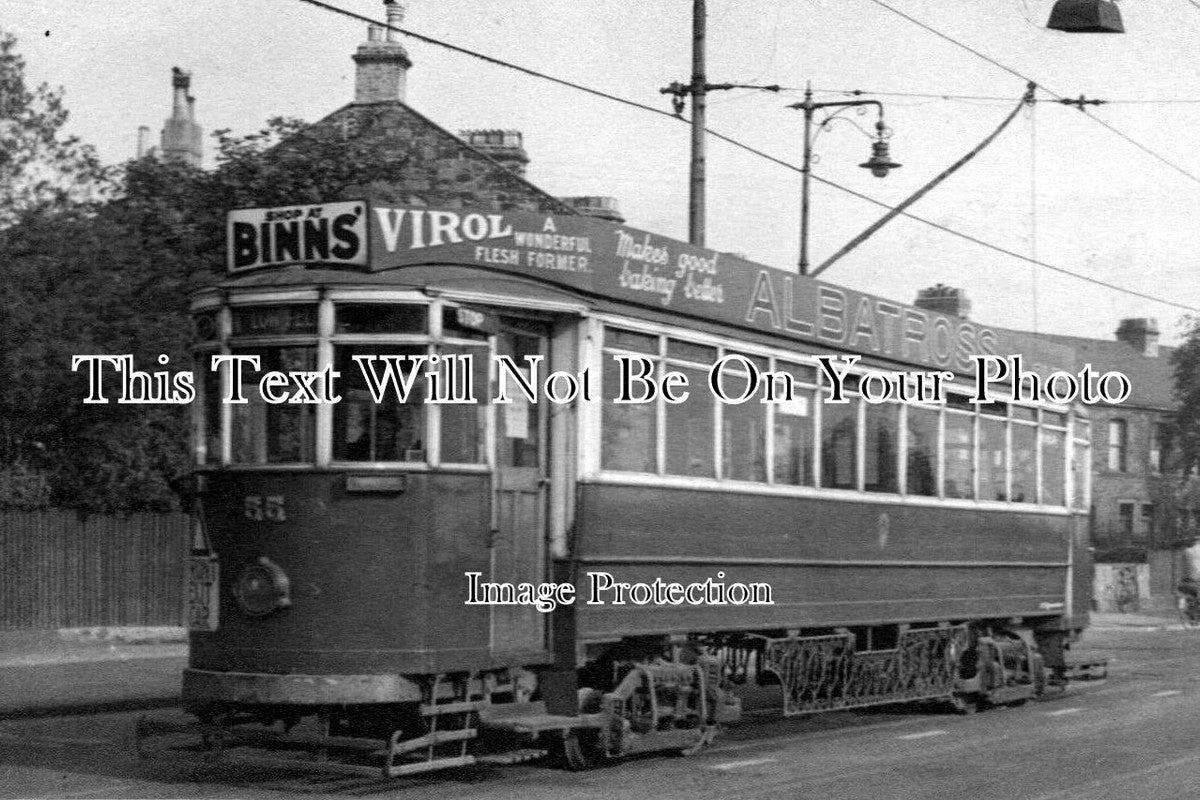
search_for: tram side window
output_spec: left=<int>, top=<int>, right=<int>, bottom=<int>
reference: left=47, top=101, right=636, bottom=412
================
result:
left=1071, top=421, right=1091, bottom=510
left=1041, top=425, right=1066, bottom=506
left=863, top=402, right=898, bottom=493
left=334, top=345, right=426, bottom=462
left=821, top=396, right=858, bottom=490
left=943, top=400, right=974, bottom=499
left=1011, top=421, right=1037, bottom=503
left=906, top=404, right=938, bottom=497
left=665, top=340, right=716, bottom=478
left=229, top=347, right=317, bottom=464
left=720, top=355, right=766, bottom=482
left=978, top=406, right=1008, bottom=501
left=772, top=362, right=815, bottom=487
left=601, top=329, right=658, bottom=473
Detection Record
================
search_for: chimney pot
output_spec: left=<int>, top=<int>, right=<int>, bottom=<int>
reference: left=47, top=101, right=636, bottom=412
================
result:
left=1115, top=317, right=1160, bottom=357
left=914, top=283, right=971, bottom=319
left=559, top=195, right=624, bottom=223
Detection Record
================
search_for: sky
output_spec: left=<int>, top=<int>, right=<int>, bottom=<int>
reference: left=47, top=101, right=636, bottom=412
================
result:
left=9, top=0, right=1200, bottom=345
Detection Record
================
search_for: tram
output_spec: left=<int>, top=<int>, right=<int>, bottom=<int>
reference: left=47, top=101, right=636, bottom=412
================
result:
left=141, top=198, right=1094, bottom=776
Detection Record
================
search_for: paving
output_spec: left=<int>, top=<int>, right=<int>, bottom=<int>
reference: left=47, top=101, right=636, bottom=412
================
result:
left=0, top=628, right=186, bottom=717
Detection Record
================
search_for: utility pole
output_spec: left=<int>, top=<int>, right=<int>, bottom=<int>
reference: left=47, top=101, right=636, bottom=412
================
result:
left=689, top=0, right=706, bottom=247
left=661, top=0, right=779, bottom=247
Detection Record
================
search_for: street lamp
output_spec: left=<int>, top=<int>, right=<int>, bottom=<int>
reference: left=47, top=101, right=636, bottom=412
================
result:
left=1046, top=0, right=1124, bottom=32
left=789, top=86, right=899, bottom=275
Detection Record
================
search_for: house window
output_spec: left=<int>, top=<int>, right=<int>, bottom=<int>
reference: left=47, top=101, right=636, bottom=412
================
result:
left=1150, top=423, right=1169, bottom=473
left=1108, top=419, right=1128, bottom=472
left=1118, top=501, right=1135, bottom=537
left=1142, top=503, right=1155, bottom=538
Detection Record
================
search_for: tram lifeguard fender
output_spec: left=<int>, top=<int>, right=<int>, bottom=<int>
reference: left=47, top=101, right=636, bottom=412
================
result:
left=182, top=668, right=423, bottom=711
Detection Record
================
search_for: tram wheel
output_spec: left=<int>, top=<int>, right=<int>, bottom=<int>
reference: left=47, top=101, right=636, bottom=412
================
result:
left=557, top=729, right=601, bottom=771
left=949, top=694, right=980, bottom=715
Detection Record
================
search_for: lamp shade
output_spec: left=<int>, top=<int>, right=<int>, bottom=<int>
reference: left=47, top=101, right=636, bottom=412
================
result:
left=859, top=141, right=900, bottom=178
left=1046, top=0, right=1124, bottom=33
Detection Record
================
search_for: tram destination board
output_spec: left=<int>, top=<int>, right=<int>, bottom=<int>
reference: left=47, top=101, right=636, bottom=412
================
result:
left=227, top=201, right=1073, bottom=378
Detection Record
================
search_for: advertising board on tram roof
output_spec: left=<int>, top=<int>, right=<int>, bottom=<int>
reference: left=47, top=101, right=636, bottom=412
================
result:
left=225, top=201, right=1073, bottom=376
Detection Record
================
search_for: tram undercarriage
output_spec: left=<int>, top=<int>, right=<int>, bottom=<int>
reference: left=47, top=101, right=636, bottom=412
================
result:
left=136, top=619, right=1078, bottom=777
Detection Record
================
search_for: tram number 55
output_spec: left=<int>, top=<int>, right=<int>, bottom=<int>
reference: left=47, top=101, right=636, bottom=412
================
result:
left=244, top=495, right=286, bottom=522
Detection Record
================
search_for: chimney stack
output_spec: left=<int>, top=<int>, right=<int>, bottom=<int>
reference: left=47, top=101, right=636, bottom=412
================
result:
left=914, top=283, right=972, bottom=319
left=460, top=129, right=530, bottom=177
left=1116, top=317, right=1160, bottom=357
left=136, top=125, right=151, bottom=159
left=160, top=67, right=203, bottom=167
left=559, top=196, right=625, bottom=223
left=353, top=0, right=412, bottom=104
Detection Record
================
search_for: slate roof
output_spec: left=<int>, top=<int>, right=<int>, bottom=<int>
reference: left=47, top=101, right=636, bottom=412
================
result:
left=1039, top=331, right=1176, bottom=411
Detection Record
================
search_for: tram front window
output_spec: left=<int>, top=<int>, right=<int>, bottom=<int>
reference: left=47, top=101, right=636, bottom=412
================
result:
left=229, top=346, right=317, bottom=464
left=334, top=345, right=426, bottom=462
left=439, top=343, right=489, bottom=464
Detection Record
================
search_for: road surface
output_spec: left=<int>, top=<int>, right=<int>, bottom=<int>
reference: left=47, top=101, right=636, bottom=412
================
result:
left=1, top=620, right=1197, bottom=799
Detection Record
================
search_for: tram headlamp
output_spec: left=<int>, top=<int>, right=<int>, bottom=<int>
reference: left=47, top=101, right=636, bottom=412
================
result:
left=234, top=556, right=292, bottom=617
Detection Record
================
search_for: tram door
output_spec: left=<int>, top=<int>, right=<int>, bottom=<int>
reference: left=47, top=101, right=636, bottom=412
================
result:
left=491, top=322, right=550, bottom=655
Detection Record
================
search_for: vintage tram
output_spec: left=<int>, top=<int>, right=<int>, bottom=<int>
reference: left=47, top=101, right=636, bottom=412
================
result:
left=141, top=199, right=1094, bottom=776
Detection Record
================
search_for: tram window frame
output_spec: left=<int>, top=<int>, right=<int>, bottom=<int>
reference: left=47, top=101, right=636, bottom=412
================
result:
left=329, top=300, right=490, bottom=468
left=770, top=360, right=817, bottom=488
left=332, top=343, right=429, bottom=464
left=820, top=389, right=859, bottom=491
left=230, top=304, right=318, bottom=338
left=905, top=402, right=939, bottom=497
left=204, top=298, right=494, bottom=470
left=663, top=338, right=717, bottom=478
left=943, top=396, right=976, bottom=501
left=601, top=327, right=660, bottom=474
left=1071, top=419, right=1092, bottom=511
left=1040, top=410, right=1069, bottom=507
left=863, top=401, right=899, bottom=494
left=196, top=350, right=223, bottom=466
left=227, top=344, right=319, bottom=465
left=719, top=355, right=767, bottom=483
left=592, top=320, right=1072, bottom=511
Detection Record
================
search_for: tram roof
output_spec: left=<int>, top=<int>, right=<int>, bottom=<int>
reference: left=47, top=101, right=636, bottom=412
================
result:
left=215, top=199, right=1075, bottom=377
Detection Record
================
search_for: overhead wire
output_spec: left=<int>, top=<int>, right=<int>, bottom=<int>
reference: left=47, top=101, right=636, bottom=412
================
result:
left=862, top=0, right=1200, bottom=189
left=291, top=0, right=1200, bottom=314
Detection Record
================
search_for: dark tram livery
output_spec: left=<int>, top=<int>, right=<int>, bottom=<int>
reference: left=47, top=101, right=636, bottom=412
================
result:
left=143, top=199, right=1094, bottom=775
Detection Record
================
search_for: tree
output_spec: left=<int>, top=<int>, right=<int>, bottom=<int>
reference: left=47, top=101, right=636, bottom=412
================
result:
left=0, top=30, right=109, bottom=226
left=1173, top=315, right=1200, bottom=477
left=0, top=111, right=426, bottom=512
left=2, top=98, right=533, bottom=512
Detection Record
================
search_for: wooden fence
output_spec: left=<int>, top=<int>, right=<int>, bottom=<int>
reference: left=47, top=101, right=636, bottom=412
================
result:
left=0, top=510, right=190, bottom=630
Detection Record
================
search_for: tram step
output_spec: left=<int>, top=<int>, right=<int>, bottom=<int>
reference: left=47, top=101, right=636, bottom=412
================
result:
left=419, top=700, right=479, bottom=716
left=477, top=701, right=594, bottom=734
left=385, top=754, right=476, bottom=777
left=476, top=748, right=549, bottom=765
left=389, top=727, right=477, bottom=754
left=478, top=715, right=592, bottom=734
